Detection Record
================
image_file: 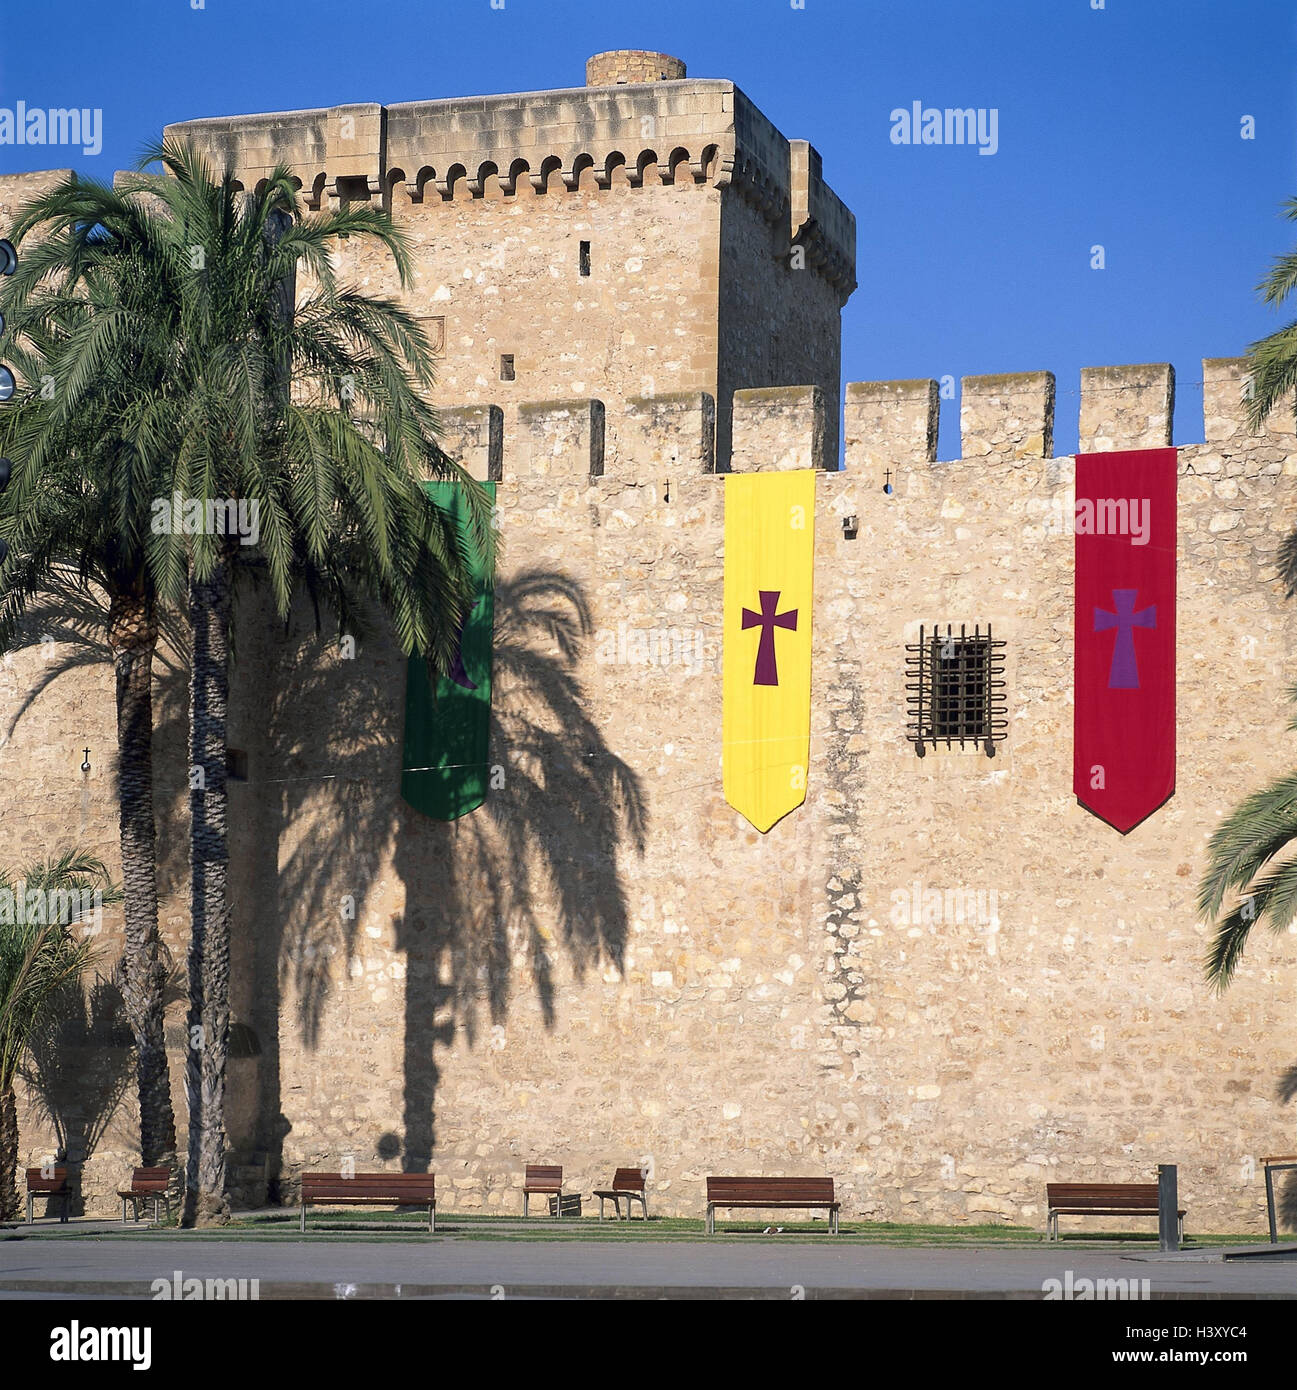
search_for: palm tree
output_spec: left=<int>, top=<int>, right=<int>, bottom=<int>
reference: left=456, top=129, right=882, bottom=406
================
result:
left=0, top=255, right=181, bottom=1179
left=7, top=141, right=491, bottom=1224
left=0, top=849, right=115, bottom=1221
left=1197, top=204, right=1297, bottom=984
left=1243, top=196, right=1297, bottom=435
left=1197, top=720, right=1297, bottom=988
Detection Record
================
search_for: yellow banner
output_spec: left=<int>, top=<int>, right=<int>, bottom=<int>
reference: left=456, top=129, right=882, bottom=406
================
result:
left=722, top=470, right=816, bottom=832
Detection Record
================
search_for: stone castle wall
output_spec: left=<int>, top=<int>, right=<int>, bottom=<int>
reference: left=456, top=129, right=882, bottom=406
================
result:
left=217, top=361, right=1297, bottom=1231
left=14, top=359, right=1294, bottom=1230
left=3, top=58, right=1296, bottom=1232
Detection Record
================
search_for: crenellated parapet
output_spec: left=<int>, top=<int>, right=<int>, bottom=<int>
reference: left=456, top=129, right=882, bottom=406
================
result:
left=844, top=380, right=938, bottom=474
left=1079, top=363, right=1174, bottom=451
left=431, top=358, right=1296, bottom=487
left=731, top=386, right=829, bottom=472
left=1202, top=357, right=1296, bottom=446
left=959, top=371, right=1055, bottom=464
left=161, top=58, right=856, bottom=299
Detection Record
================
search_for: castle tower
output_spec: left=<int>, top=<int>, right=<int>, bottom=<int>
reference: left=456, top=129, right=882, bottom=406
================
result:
left=164, top=51, right=856, bottom=467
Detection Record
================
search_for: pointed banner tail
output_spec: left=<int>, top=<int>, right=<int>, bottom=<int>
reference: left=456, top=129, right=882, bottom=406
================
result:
left=402, top=481, right=495, bottom=820
left=723, top=470, right=816, bottom=831
left=1073, top=449, right=1176, bottom=832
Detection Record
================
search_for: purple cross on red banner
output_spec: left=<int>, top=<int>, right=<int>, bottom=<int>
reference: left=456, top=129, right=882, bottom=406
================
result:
left=1074, top=449, right=1177, bottom=834
left=1094, top=589, right=1156, bottom=690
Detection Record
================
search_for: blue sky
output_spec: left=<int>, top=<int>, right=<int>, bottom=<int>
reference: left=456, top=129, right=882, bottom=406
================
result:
left=2, top=0, right=1294, bottom=456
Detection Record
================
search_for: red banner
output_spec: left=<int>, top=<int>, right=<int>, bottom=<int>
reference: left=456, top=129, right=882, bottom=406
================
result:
left=1073, top=448, right=1177, bottom=833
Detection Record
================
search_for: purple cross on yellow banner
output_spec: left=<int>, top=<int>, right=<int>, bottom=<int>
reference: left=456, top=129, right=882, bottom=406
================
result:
left=722, top=470, right=816, bottom=832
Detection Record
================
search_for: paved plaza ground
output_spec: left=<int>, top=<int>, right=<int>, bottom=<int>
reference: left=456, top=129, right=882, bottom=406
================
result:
left=2, top=1216, right=1294, bottom=1299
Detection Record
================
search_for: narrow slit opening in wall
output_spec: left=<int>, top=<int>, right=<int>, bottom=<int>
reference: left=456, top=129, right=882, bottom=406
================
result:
left=579, top=240, right=591, bottom=277
left=226, top=748, right=249, bottom=782
left=500, top=354, right=515, bottom=382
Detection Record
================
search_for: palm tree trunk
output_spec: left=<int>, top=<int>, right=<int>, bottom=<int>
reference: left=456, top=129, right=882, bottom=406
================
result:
left=0, top=1083, right=19, bottom=1222
left=183, top=561, right=232, bottom=1227
left=106, top=593, right=177, bottom=1181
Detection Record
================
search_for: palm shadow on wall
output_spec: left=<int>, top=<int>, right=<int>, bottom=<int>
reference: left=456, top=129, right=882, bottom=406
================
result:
left=242, top=569, right=646, bottom=1192
left=2, top=577, right=193, bottom=900
left=19, top=973, right=134, bottom=1216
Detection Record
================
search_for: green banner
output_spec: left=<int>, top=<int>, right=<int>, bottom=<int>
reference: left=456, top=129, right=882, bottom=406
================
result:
left=401, top=481, right=495, bottom=820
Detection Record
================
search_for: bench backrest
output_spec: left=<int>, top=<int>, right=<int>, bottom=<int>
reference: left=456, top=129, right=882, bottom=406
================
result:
left=25, top=1167, right=68, bottom=1193
left=524, top=1165, right=563, bottom=1190
left=610, top=1167, right=646, bottom=1193
left=128, top=1167, right=171, bottom=1193
left=301, top=1172, right=435, bottom=1201
left=707, top=1176, right=835, bottom=1204
left=1046, top=1183, right=1159, bottom=1210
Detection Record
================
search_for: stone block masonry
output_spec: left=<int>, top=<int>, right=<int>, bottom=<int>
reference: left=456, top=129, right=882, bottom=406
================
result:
left=161, top=51, right=855, bottom=475
left=3, top=354, right=1294, bottom=1234
left=1, top=48, right=1294, bottom=1232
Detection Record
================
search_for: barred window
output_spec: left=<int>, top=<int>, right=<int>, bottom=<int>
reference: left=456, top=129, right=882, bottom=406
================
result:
left=905, top=623, right=1007, bottom=757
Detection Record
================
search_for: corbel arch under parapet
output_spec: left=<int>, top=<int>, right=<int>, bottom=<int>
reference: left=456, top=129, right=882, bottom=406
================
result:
left=598, top=150, right=628, bottom=189
left=667, top=147, right=693, bottom=184
left=531, top=155, right=564, bottom=194
left=384, top=167, right=408, bottom=212
left=634, top=149, right=662, bottom=187
left=567, top=152, right=597, bottom=192
left=503, top=158, right=531, bottom=196
left=437, top=162, right=469, bottom=201
left=309, top=172, right=328, bottom=209
left=411, top=167, right=436, bottom=203
left=470, top=161, right=502, bottom=198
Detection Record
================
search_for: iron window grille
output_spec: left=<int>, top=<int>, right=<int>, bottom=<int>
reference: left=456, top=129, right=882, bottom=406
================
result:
left=905, top=622, right=1007, bottom=757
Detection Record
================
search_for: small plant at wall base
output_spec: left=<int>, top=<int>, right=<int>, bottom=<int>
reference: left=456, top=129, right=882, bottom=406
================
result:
left=0, top=850, right=116, bottom=1223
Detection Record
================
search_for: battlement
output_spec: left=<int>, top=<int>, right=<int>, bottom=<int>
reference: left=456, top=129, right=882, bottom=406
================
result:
left=160, top=58, right=855, bottom=296
left=439, top=358, right=1295, bottom=484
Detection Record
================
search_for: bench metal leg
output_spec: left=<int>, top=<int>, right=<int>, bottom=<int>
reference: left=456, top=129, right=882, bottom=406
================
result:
left=121, top=1197, right=129, bottom=1224
left=300, top=1202, right=306, bottom=1233
left=428, top=1204, right=435, bottom=1234
left=25, top=1194, right=32, bottom=1224
left=706, top=1204, right=714, bottom=1235
left=523, top=1192, right=529, bottom=1218
left=1266, top=1166, right=1278, bottom=1245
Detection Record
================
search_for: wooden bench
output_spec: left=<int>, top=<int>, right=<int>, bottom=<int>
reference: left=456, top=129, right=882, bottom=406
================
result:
left=593, top=1167, right=649, bottom=1220
left=705, top=1177, right=840, bottom=1235
left=299, top=1172, right=436, bottom=1232
left=25, top=1167, right=70, bottom=1224
left=117, top=1167, right=171, bottom=1225
left=1045, top=1183, right=1185, bottom=1241
left=523, top=1164, right=565, bottom=1217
